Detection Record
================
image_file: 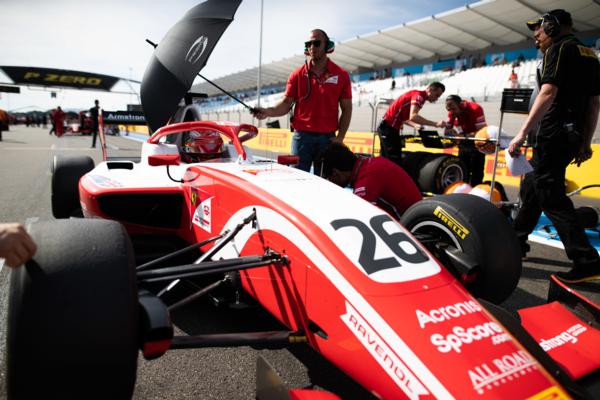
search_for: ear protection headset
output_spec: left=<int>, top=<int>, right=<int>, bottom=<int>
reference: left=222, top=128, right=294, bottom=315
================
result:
left=300, top=29, right=335, bottom=101
left=541, top=13, right=561, bottom=37
left=304, top=29, right=335, bottom=56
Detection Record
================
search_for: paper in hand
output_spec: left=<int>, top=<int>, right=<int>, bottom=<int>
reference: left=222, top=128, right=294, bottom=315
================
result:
left=505, top=150, right=533, bottom=176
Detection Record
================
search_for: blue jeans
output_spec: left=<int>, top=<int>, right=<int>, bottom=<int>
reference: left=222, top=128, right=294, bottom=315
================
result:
left=291, top=131, right=335, bottom=173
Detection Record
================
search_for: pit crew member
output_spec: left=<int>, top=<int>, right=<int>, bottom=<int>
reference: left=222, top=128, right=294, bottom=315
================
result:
left=319, top=142, right=422, bottom=219
left=444, top=95, right=488, bottom=186
left=252, top=29, right=352, bottom=174
left=508, top=9, right=600, bottom=282
left=377, top=82, right=446, bottom=167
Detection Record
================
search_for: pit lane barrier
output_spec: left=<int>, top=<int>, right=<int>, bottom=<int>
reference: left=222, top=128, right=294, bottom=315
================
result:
left=113, top=125, right=600, bottom=200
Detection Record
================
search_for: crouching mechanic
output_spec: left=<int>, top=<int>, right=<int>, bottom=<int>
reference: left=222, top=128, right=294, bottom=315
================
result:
left=377, top=82, right=446, bottom=167
left=319, top=143, right=422, bottom=220
left=444, top=95, right=488, bottom=186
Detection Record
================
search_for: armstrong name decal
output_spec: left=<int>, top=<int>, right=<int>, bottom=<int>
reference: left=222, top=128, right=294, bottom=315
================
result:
left=539, top=323, right=587, bottom=351
left=341, top=301, right=429, bottom=400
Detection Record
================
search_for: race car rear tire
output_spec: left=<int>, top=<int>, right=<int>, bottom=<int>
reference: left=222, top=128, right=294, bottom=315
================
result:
left=6, top=219, right=139, bottom=399
left=51, top=155, right=95, bottom=218
left=401, top=151, right=430, bottom=179
left=401, top=194, right=521, bottom=304
left=416, top=154, right=466, bottom=194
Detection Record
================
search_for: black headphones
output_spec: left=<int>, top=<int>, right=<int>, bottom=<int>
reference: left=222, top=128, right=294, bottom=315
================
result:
left=541, top=13, right=561, bottom=37
left=300, top=29, right=334, bottom=102
left=304, top=29, right=335, bottom=56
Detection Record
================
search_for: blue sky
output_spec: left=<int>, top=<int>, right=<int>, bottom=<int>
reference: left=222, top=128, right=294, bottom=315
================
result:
left=0, top=0, right=477, bottom=110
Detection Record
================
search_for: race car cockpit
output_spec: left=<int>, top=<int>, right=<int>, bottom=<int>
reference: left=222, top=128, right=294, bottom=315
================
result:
left=180, top=130, right=225, bottom=163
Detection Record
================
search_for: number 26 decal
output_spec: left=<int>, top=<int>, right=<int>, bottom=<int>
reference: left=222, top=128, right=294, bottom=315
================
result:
left=331, top=214, right=428, bottom=275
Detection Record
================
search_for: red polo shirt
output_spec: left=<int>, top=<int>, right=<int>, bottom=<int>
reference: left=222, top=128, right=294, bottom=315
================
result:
left=446, top=101, right=486, bottom=135
left=285, top=59, right=351, bottom=133
left=383, top=90, right=427, bottom=130
left=351, top=157, right=422, bottom=219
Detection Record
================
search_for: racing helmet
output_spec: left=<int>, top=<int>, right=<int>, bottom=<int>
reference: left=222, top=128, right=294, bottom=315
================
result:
left=474, top=126, right=509, bottom=155
left=474, top=126, right=497, bottom=154
left=469, top=184, right=502, bottom=207
left=181, top=130, right=224, bottom=162
left=443, top=181, right=473, bottom=195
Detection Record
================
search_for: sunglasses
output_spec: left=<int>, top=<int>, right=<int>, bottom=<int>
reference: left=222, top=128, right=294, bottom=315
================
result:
left=304, top=40, right=322, bottom=48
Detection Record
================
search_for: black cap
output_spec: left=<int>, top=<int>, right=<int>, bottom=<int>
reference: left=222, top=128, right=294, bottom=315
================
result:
left=526, top=9, right=573, bottom=31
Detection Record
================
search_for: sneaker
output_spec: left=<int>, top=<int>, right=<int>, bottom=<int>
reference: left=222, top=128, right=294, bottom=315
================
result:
left=556, top=265, right=600, bottom=283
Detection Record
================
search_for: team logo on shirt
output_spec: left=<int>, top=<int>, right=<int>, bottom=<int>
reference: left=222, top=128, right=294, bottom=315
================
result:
left=324, top=75, right=339, bottom=84
left=577, top=45, right=598, bottom=60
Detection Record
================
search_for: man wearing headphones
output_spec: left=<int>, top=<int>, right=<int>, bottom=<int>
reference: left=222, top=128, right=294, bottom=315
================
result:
left=508, top=9, right=600, bottom=283
left=377, top=82, right=446, bottom=167
left=253, top=29, right=352, bottom=173
left=444, top=95, right=488, bottom=186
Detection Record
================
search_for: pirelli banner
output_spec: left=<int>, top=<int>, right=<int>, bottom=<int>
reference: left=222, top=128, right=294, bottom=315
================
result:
left=247, top=128, right=600, bottom=199
left=0, top=66, right=119, bottom=91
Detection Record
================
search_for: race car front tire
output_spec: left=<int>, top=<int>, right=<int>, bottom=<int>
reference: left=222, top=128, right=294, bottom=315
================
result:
left=6, top=219, right=139, bottom=399
left=401, top=193, right=521, bottom=304
left=51, top=155, right=95, bottom=218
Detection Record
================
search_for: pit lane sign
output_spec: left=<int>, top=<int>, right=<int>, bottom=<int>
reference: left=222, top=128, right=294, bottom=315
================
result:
left=0, top=66, right=119, bottom=91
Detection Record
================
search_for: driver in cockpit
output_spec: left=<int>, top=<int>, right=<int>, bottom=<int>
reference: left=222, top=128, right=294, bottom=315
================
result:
left=180, top=130, right=225, bottom=163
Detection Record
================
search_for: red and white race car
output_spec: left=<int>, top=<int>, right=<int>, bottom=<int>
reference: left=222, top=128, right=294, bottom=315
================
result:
left=6, top=1, right=600, bottom=399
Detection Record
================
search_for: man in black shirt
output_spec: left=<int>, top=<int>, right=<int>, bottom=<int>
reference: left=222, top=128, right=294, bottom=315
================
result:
left=90, top=99, right=100, bottom=148
left=508, top=9, right=600, bottom=283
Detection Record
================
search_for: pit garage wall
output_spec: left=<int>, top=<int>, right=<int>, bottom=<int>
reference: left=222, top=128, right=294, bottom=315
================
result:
left=246, top=128, right=600, bottom=200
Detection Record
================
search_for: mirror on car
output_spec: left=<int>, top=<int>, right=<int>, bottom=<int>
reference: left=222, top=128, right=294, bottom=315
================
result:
left=148, top=154, right=181, bottom=166
left=277, top=155, right=299, bottom=166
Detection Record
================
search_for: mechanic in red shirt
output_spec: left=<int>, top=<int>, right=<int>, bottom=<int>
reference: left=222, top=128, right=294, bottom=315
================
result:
left=253, top=29, right=352, bottom=173
left=53, top=106, right=66, bottom=137
left=319, top=142, right=422, bottom=219
left=444, top=95, right=487, bottom=185
left=377, top=82, right=446, bottom=167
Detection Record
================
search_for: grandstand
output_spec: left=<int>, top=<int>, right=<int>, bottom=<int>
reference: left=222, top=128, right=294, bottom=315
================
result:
left=192, top=0, right=600, bottom=141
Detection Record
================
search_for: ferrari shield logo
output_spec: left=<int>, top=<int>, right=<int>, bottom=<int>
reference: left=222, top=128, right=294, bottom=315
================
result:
left=193, top=196, right=212, bottom=233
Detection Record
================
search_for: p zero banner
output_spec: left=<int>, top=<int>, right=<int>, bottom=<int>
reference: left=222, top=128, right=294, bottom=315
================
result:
left=0, top=66, right=119, bottom=91
left=102, top=111, right=146, bottom=125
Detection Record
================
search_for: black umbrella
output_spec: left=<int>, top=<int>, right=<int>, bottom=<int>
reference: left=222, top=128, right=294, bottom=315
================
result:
left=141, top=0, right=243, bottom=132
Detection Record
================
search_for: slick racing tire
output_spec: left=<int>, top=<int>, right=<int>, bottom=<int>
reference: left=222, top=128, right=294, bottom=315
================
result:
left=416, top=154, right=466, bottom=194
left=51, top=155, right=95, bottom=218
left=6, top=219, right=139, bottom=399
left=401, top=151, right=430, bottom=181
left=401, top=194, right=521, bottom=304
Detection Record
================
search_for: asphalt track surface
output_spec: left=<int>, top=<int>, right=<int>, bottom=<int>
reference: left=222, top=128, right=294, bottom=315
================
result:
left=0, top=126, right=598, bottom=399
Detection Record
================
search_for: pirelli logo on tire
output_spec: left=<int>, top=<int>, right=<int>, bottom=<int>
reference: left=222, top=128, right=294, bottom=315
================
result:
left=433, top=206, right=469, bottom=239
